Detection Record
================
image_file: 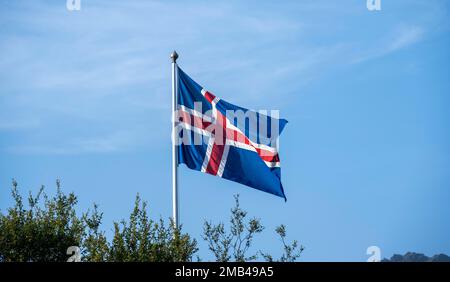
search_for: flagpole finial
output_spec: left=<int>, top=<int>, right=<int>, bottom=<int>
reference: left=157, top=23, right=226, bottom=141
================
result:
left=170, top=51, right=179, bottom=63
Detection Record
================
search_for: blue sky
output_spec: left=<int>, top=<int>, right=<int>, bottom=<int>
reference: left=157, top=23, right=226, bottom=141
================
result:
left=1, top=0, right=449, bottom=261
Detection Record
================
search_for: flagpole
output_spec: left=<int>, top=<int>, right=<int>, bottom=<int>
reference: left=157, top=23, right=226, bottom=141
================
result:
left=170, top=51, right=179, bottom=229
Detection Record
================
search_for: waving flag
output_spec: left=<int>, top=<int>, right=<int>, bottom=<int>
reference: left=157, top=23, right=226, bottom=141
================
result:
left=174, top=66, right=288, bottom=200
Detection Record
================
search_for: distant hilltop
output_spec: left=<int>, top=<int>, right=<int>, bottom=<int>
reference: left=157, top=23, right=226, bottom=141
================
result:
left=382, top=252, right=450, bottom=262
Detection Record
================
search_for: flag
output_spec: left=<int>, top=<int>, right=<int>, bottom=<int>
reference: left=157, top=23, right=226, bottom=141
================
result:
left=175, top=66, right=288, bottom=200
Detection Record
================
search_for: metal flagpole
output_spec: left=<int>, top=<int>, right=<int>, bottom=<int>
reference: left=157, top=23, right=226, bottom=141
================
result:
left=170, top=51, right=179, bottom=229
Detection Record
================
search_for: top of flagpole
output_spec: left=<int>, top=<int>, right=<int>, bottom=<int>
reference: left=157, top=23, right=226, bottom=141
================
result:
left=170, top=51, right=179, bottom=63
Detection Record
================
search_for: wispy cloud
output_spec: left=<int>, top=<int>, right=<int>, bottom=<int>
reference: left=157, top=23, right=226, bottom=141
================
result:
left=351, top=25, right=425, bottom=64
left=0, top=119, right=41, bottom=131
left=389, top=26, right=425, bottom=52
left=0, top=0, right=447, bottom=155
left=0, top=0, right=309, bottom=155
left=5, top=128, right=155, bottom=155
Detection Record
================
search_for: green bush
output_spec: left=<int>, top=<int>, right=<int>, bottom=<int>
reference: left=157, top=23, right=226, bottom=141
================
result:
left=0, top=180, right=303, bottom=262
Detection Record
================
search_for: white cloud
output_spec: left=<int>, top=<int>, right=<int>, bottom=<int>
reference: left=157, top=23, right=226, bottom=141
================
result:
left=351, top=25, right=425, bottom=64
left=0, top=119, right=41, bottom=131
left=0, top=0, right=446, bottom=155
left=5, top=128, right=156, bottom=155
left=388, top=26, right=425, bottom=52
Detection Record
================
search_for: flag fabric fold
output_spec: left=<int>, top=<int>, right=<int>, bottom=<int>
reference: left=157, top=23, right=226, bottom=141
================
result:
left=175, top=66, right=288, bottom=200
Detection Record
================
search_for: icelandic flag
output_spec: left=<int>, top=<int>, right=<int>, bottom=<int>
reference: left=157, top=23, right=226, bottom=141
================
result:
left=175, top=67, right=288, bottom=200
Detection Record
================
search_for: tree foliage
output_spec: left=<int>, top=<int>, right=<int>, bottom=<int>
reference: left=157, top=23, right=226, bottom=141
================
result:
left=0, top=179, right=83, bottom=262
left=260, top=224, right=305, bottom=262
left=202, top=195, right=304, bottom=262
left=0, top=180, right=197, bottom=262
left=105, top=195, right=197, bottom=262
left=0, top=180, right=303, bottom=262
